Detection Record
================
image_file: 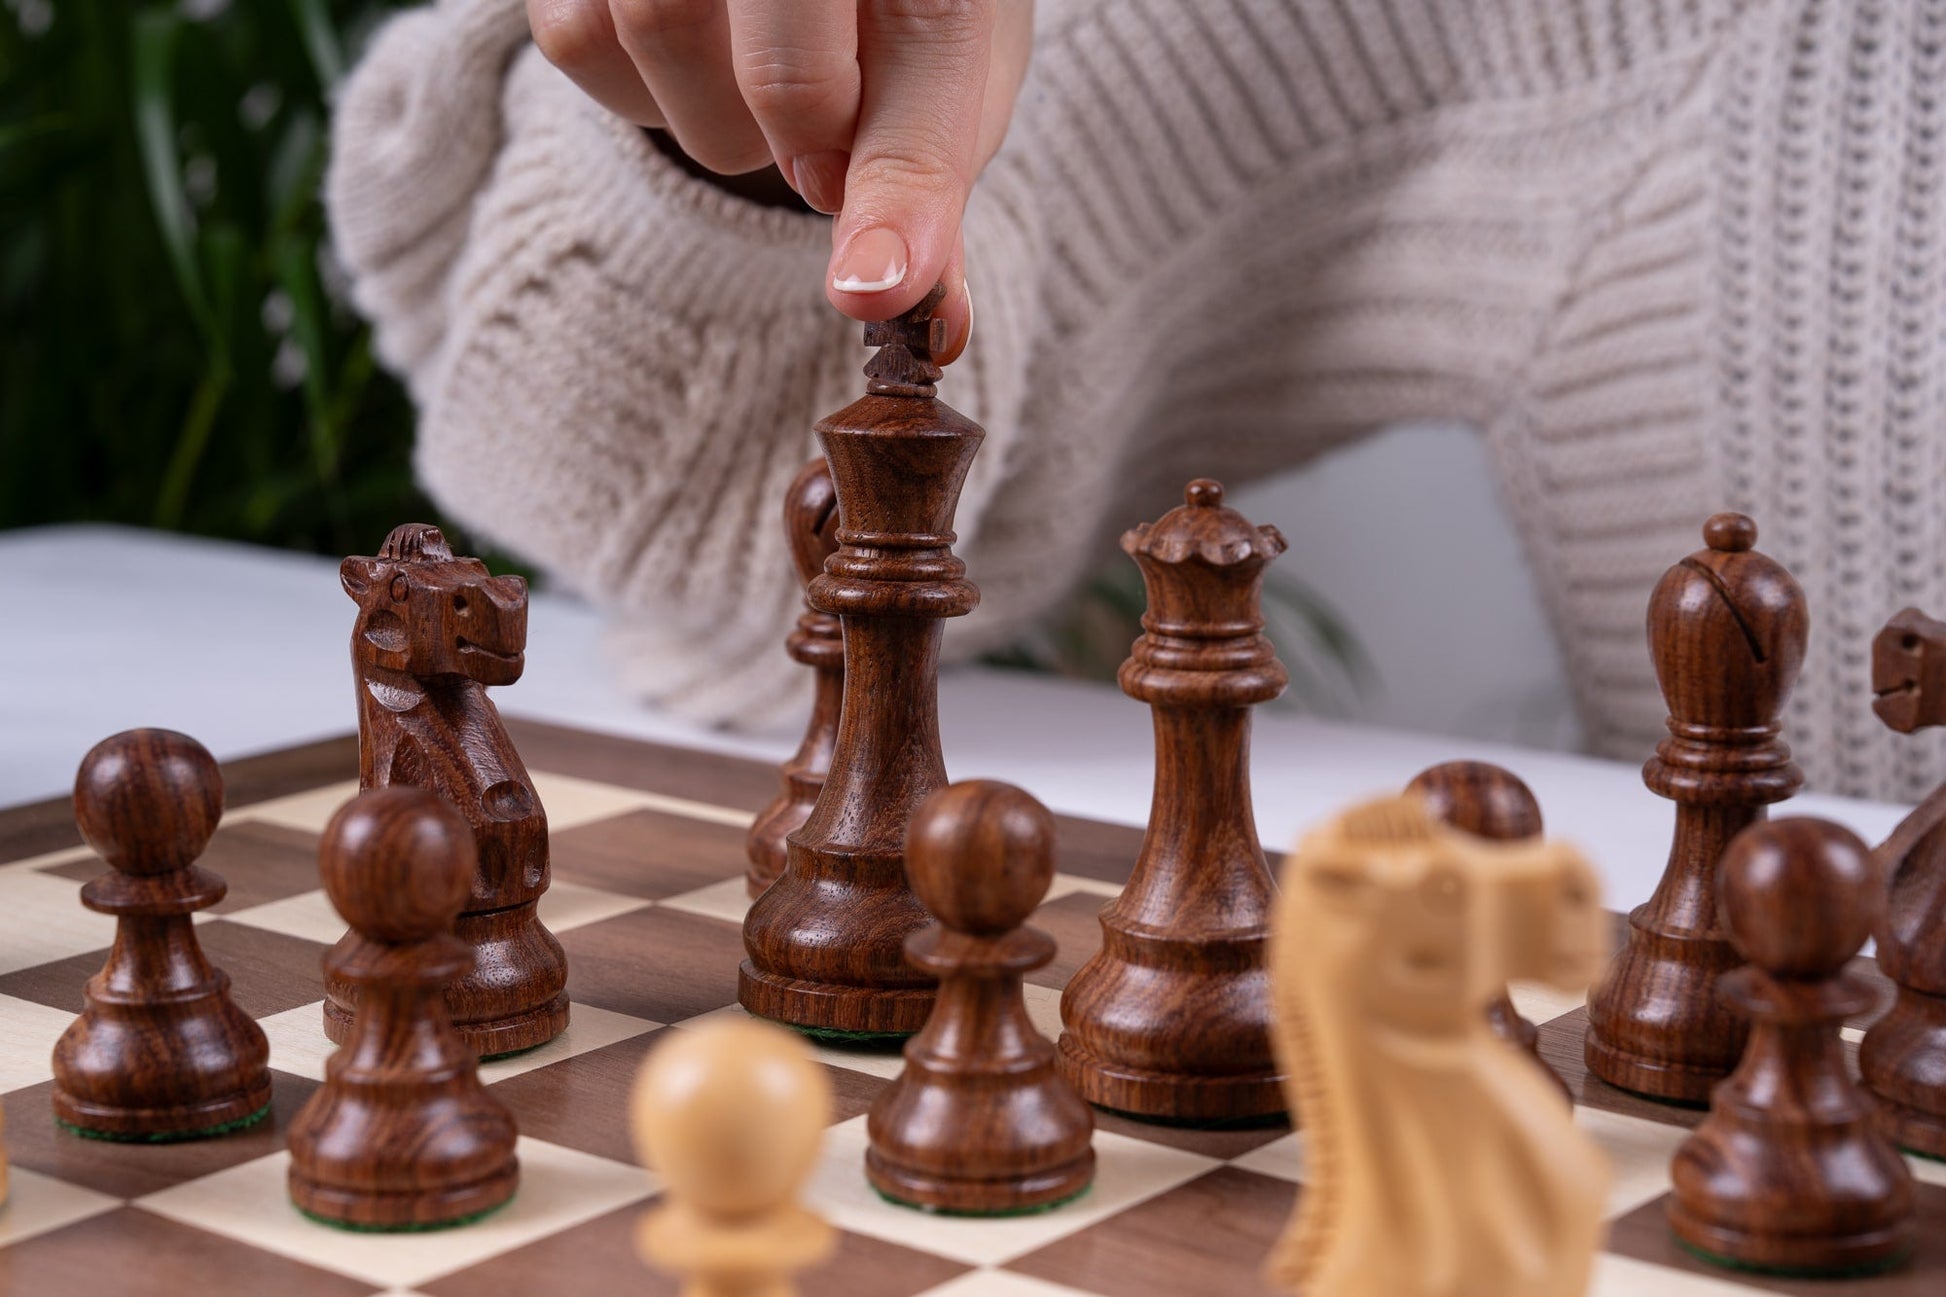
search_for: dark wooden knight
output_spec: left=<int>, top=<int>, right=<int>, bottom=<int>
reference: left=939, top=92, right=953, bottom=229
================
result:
left=326, top=523, right=569, bottom=1057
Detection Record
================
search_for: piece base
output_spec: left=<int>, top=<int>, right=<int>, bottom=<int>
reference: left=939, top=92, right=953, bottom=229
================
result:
left=1582, top=1032, right=1724, bottom=1107
left=289, top=1162, right=519, bottom=1232
left=1055, top=1034, right=1286, bottom=1123
left=325, top=993, right=569, bottom=1060
left=737, top=961, right=935, bottom=1036
left=55, top=1100, right=271, bottom=1145
left=51, top=1079, right=274, bottom=1142
left=865, top=1148, right=1096, bottom=1216
left=1673, top=1232, right=1912, bottom=1279
left=1871, top=1094, right=1946, bottom=1161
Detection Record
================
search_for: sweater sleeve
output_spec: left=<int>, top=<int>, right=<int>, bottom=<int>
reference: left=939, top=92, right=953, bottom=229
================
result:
left=324, top=0, right=1038, bottom=728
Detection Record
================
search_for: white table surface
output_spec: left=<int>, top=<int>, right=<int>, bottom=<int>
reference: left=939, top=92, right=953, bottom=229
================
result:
left=0, top=525, right=1915, bottom=914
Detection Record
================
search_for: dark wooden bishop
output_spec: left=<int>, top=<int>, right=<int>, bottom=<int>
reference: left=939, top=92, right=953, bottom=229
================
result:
left=1585, top=513, right=1807, bottom=1103
left=1057, top=480, right=1289, bottom=1121
left=289, top=786, right=519, bottom=1229
left=51, top=729, right=272, bottom=1139
left=1859, top=606, right=1946, bottom=1157
left=1668, top=818, right=1914, bottom=1276
left=867, top=781, right=1095, bottom=1213
left=746, top=457, right=844, bottom=898
left=739, top=285, right=983, bottom=1035
left=1406, top=760, right=1572, bottom=1102
left=333, top=524, right=568, bottom=1058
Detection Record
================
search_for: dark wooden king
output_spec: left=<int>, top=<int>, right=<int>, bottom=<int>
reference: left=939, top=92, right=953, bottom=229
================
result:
left=739, top=286, right=983, bottom=1035
left=1585, top=513, right=1807, bottom=1102
left=1057, top=480, right=1289, bottom=1120
left=746, top=457, right=844, bottom=898
left=331, top=524, right=569, bottom=1057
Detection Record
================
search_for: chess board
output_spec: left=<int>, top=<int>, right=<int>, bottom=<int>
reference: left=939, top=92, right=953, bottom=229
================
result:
left=1, top=719, right=1941, bottom=1297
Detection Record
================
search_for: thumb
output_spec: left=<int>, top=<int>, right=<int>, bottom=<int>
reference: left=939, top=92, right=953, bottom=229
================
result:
left=826, top=0, right=997, bottom=325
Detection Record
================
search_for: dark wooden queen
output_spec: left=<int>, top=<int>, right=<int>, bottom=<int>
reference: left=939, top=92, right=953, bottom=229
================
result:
left=739, top=286, right=983, bottom=1035
left=1057, top=480, right=1289, bottom=1120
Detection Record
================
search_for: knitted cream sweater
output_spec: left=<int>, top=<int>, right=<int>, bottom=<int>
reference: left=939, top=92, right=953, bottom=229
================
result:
left=328, top=0, right=1946, bottom=802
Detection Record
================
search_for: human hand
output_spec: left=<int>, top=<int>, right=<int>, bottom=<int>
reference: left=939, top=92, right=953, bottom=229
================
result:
left=526, top=0, right=1033, bottom=360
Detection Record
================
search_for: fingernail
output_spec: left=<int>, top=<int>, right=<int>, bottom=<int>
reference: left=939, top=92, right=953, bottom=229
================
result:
left=831, top=227, right=908, bottom=294
left=789, top=150, right=848, bottom=215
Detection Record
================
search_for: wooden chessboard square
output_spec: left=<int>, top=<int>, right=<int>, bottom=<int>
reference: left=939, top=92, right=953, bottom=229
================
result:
left=561, top=905, right=747, bottom=1025
left=1, top=1206, right=380, bottom=1297
left=0, top=1165, right=121, bottom=1248
left=1005, top=1166, right=1295, bottom=1297
left=1047, top=817, right=1145, bottom=886
left=502, top=718, right=777, bottom=811
left=4, top=1069, right=320, bottom=1199
left=0, top=920, right=331, bottom=1020
left=0, top=866, right=114, bottom=975
left=1578, top=1104, right=1691, bottom=1218
left=134, top=1138, right=653, bottom=1290
left=1023, top=892, right=1107, bottom=991
left=37, top=820, right=325, bottom=913
left=256, top=999, right=659, bottom=1085
left=549, top=807, right=751, bottom=900
left=916, top=1271, right=1107, bottom=1297
left=804, top=1117, right=1221, bottom=1268
left=1538, top=1007, right=1709, bottom=1131
left=418, top=1200, right=971, bottom=1297
left=1602, top=1180, right=1946, bottom=1295
left=0, top=990, right=79, bottom=1092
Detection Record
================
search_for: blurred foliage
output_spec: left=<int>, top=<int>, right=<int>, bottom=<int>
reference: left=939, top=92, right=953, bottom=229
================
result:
left=0, top=0, right=447, bottom=557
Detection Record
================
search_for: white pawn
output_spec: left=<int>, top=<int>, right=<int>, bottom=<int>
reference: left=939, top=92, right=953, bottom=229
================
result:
left=632, top=1019, right=834, bottom=1297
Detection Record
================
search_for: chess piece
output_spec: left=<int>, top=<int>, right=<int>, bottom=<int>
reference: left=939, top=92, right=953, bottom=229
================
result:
left=1668, top=818, right=1914, bottom=1275
left=331, top=523, right=568, bottom=1057
left=868, top=781, right=1096, bottom=1213
left=740, top=285, right=983, bottom=1036
left=1267, top=798, right=1610, bottom=1297
left=746, top=457, right=844, bottom=898
left=51, top=729, right=272, bottom=1140
left=289, top=786, right=519, bottom=1229
left=1057, top=479, right=1289, bottom=1120
left=1860, top=607, right=1946, bottom=1157
left=1585, top=513, right=1807, bottom=1102
left=632, top=1018, right=835, bottom=1297
left=1406, top=760, right=1573, bottom=1101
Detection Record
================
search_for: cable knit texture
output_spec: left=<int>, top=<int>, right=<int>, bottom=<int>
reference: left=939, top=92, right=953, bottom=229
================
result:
left=326, top=0, right=1946, bottom=801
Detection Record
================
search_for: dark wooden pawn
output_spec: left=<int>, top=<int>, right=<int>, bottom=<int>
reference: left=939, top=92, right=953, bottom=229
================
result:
left=289, top=786, right=519, bottom=1230
left=1057, top=480, right=1288, bottom=1121
left=332, top=524, right=568, bottom=1058
left=1406, top=760, right=1572, bottom=1102
left=1668, top=818, right=1914, bottom=1275
left=740, top=285, right=983, bottom=1036
left=867, top=781, right=1095, bottom=1213
left=746, top=457, right=843, bottom=899
left=1585, top=513, right=1808, bottom=1103
left=51, top=729, right=272, bottom=1140
left=1859, top=606, right=1946, bottom=1157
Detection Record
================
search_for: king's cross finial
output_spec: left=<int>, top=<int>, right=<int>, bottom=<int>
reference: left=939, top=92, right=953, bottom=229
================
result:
left=863, top=282, right=949, bottom=397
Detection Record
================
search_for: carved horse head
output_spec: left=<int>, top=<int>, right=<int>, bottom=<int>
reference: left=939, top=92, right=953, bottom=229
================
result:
left=1294, top=798, right=1606, bottom=1035
left=341, top=524, right=528, bottom=687
left=1872, top=607, right=1946, bottom=734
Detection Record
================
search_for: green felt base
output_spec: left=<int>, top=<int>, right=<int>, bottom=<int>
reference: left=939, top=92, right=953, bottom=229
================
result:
left=478, top=1040, right=550, bottom=1064
left=1903, top=1143, right=1946, bottom=1166
left=1674, top=1235, right=1913, bottom=1280
left=873, top=1182, right=1092, bottom=1219
left=297, top=1194, right=514, bottom=1234
left=1092, top=1102, right=1289, bottom=1132
left=58, top=1102, right=272, bottom=1144
left=785, top=1022, right=912, bottom=1047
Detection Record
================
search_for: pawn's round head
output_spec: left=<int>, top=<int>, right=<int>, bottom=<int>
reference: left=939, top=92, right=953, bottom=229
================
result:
left=1720, top=817, right=1882, bottom=977
left=319, top=787, right=476, bottom=942
left=631, top=1018, right=831, bottom=1216
left=1406, top=761, right=1543, bottom=843
left=74, top=728, right=223, bottom=875
left=906, top=780, right=1056, bottom=936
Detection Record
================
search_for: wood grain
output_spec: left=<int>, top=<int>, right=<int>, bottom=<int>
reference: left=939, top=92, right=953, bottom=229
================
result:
left=51, top=729, right=273, bottom=1139
left=1586, top=513, right=1808, bottom=1103
left=330, top=524, right=568, bottom=1058
left=289, top=786, right=519, bottom=1229
left=867, top=782, right=1095, bottom=1213
left=740, top=286, right=983, bottom=1036
left=747, top=457, right=844, bottom=899
left=1058, top=481, right=1289, bottom=1121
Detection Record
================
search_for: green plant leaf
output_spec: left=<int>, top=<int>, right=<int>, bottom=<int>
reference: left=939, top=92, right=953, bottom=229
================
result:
left=130, top=6, right=214, bottom=339
left=288, top=0, right=346, bottom=90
